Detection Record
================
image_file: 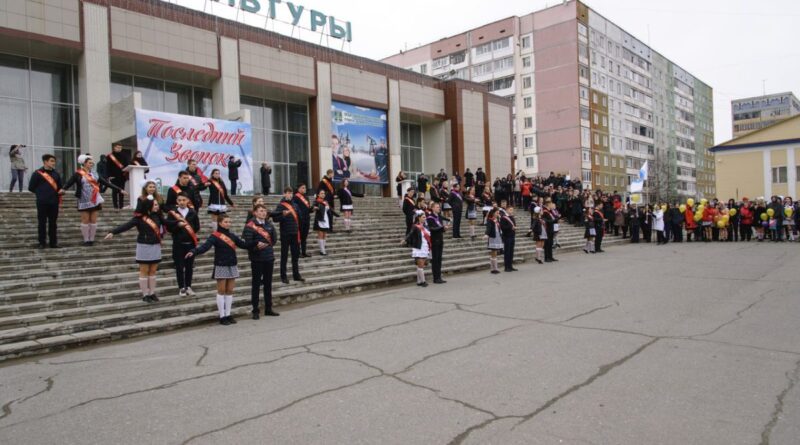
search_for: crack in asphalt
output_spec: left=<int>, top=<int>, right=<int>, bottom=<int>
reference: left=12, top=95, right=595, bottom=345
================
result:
left=194, top=345, right=209, bottom=367
left=389, top=374, right=499, bottom=419
left=0, top=375, right=56, bottom=422
left=689, top=289, right=775, bottom=339
left=558, top=302, right=619, bottom=323
left=760, top=357, right=800, bottom=445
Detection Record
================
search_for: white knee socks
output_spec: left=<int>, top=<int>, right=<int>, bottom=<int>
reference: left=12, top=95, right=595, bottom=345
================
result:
left=224, top=295, right=233, bottom=317
left=416, top=267, right=425, bottom=284
left=148, top=275, right=157, bottom=295
left=344, top=218, right=351, bottom=230
left=139, top=277, right=149, bottom=296
left=211, top=221, right=218, bottom=232
left=89, top=223, right=98, bottom=241
left=489, top=257, right=498, bottom=272
left=536, top=248, right=543, bottom=262
left=216, top=294, right=225, bottom=318
left=470, top=225, right=475, bottom=237
left=318, top=239, right=326, bottom=254
left=80, top=224, right=90, bottom=242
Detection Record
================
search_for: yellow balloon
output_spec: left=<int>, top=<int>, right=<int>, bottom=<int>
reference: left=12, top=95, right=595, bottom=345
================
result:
left=785, top=208, right=794, bottom=217
left=722, top=215, right=730, bottom=223
left=717, top=221, right=726, bottom=228
left=694, top=214, right=703, bottom=222
left=661, top=205, right=667, bottom=212
left=631, top=194, right=640, bottom=203
left=701, top=198, right=708, bottom=205
left=761, top=213, right=768, bottom=221
left=697, top=205, right=705, bottom=213
left=767, top=208, right=775, bottom=217
left=687, top=198, right=695, bottom=207
left=679, top=205, right=686, bottom=213
left=729, top=208, right=737, bottom=216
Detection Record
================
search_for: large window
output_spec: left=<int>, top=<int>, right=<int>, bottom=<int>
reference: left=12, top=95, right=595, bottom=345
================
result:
left=772, top=166, right=787, bottom=184
left=241, top=96, right=309, bottom=193
left=401, top=122, right=423, bottom=180
left=0, top=53, right=79, bottom=184
left=110, top=73, right=212, bottom=117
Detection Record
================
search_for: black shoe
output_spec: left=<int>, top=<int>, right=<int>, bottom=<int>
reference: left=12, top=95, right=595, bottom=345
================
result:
left=535, top=259, right=543, bottom=264
left=150, top=293, right=159, bottom=302
left=294, top=276, right=305, bottom=282
left=265, top=310, right=280, bottom=316
left=490, top=270, right=501, bottom=274
left=433, top=279, right=446, bottom=284
left=281, top=277, right=290, bottom=284
left=319, top=251, right=327, bottom=256
left=220, top=317, right=231, bottom=326
left=37, top=243, right=46, bottom=249
left=545, top=259, right=553, bottom=263
left=142, top=295, right=154, bottom=303
left=302, top=253, right=311, bottom=258
left=510, top=267, right=518, bottom=271
left=252, top=312, right=260, bottom=320
left=83, top=241, right=92, bottom=246
left=550, top=259, right=559, bottom=262
left=227, top=315, right=237, bottom=324
left=419, top=282, right=428, bottom=287
left=597, top=250, right=605, bottom=253
left=49, top=244, right=61, bottom=249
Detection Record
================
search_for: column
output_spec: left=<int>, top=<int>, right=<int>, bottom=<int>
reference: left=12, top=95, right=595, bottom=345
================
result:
left=212, top=36, right=241, bottom=118
left=314, top=61, right=332, bottom=182
left=387, top=79, right=401, bottom=194
left=78, top=2, right=111, bottom=159
left=787, top=147, right=796, bottom=198
left=763, top=149, right=772, bottom=198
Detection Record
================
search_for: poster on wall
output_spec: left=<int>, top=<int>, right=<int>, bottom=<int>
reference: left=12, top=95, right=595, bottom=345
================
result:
left=330, top=101, right=389, bottom=184
left=135, top=109, right=253, bottom=194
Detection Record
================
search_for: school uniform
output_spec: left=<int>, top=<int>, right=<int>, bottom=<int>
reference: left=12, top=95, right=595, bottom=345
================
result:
left=271, top=199, right=303, bottom=282
left=499, top=212, right=517, bottom=271
left=338, top=187, right=363, bottom=212
left=105, top=150, right=130, bottom=209
left=63, top=169, right=121, bottom=212
left=207, top=179, right=235, bottom=215
left=28, top=167, right=62, bottom=247
left=317, top=177, right=336, bottom=208
left=485, top=218, right=503, bottom=251
left=165, top=183, right=195, bottom=211
left=242, top=218, right=277, bottom=316
left=185, top=167, right=208, bottom=210
left=448, top=190, right=464, bottom=238
left=426, top=212, right=446, bottom=282
left=405, top=223, right=431, bottom=285
left=542, top=210, right=556, bottom=261
left=593, top=209, right=605, bottom=252
left=110, top=213, right=166, bottom=264
left=292, top=192, right=313, bottom=256
left=402, top=195, right=417, bottom=235
left=165, top=207, right=200, bottom=291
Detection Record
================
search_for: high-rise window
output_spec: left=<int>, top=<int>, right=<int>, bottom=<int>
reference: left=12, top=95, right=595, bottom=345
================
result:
left=522, top=76, right=532, bottom=89
left=111, top=73, right=212, bottom=117
left=401, top=122, right=423, bottom=180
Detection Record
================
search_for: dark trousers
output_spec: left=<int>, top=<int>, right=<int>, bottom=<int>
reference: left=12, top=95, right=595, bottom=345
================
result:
left=741, top=224, right=752, bottom=241
left=431, top=242, right=443, bottom=281
left=451, top=208, right=462, bottom=238
left=544, top=237, right=554, bottom=260
left=10, top=169, right=24, bottom=192
left=502, top=236, right=515, bottom=270
left=299, top=218, right=310, bottom=254
left=262, top=185, right=270, bottom=196
left=405, top=216, right=413, bottom=235
left=251, top=260, right=274, bottom=313
left=230, top=179, right=237, bottom=195
left=672, top=223, right=683, bottom=242
left=622, top=225, right=628, bottom=238
left=111, top=177, right=126, bottom=208
left=522, top=196, right=531, bottom=211
left=642, top=226, right=651, bottom=242
left=729, top=223, right=739, bottom=241
left=172, top=242, right=195, bottom=289
left=280, top=236, right=301, bottom=280
left=656, top=230, right=666, bottom=244
left=595, top=230, right=604, bottom=251
left=630, top=226, right=640, bottom=243
left=36, top=201, right=59, bottom=246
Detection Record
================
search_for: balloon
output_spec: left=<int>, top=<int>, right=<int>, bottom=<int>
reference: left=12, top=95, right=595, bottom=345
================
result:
left=679, top=205, right=686, bottom=213
left=713, top=215, right=720, bottom=223
left=701, top=198, right=708, bottom=206
left=786, top=208, right=794, bottom=217
left=694, top=214, right=703, bottom=222
left=722, top=215, right=730, bottom=223
left=631, top=194, right=640, bottom=203
left=729, top=208, right=737, bottom=216
left=697, top=205, right=705, bottom=213
left=767, top=208, right=775, bottom=217
left=687, top=198, right=695, bottom=207
left=761, top=213, right=768, bottom=221
left=717, top=221, right=726, bottom=228
left=661, top=205, right=667, bottom=212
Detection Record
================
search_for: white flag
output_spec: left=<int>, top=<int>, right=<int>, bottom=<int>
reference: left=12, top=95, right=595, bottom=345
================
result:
left=630, top=179, right=643, bottom=193
left=638, top=161, right=649, bottom=182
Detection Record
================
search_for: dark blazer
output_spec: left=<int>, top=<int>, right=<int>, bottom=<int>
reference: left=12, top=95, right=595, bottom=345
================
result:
left=105, top=150, right=131, bottom=179
left=426, top=212, right=446, bottom=244
left=500, top=214, right=516, bottom=239
left=208, top=179, right=235, bottom=207
left=242, top=219, right=276, bottom=263
left=271, top=199, right=300, bottom=237
left=228, top=158, right=242, bottom=180
left=28, top=168, right=63, bottom=205
left=191, top=227, right=253, bottom=266
left=165, top=208, right=200, bottom=245
left=448, top=190, right=464, bottom=211
left=404, top=224, right=425, bottom=249
left=337, top=187, right=363, bottom=209
left=110, top=213, right=167, bottom=245
left=317, top=177, right=336, bottom=207
left=313, top=202, right=340, bottom=230
left=260, top=166, right=272, bottom=189
left=62, top=171, right=121, bottom=201
left=165, top=183, right=195, bottom=211
left=292, top=192, right=313, bottom=222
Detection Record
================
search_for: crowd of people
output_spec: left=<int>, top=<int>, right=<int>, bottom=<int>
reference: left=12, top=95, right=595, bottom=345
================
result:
left=23, top=147, right=800, bottom=325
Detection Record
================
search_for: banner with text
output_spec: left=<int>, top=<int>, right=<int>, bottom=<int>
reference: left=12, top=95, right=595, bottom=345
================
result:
left=135, top=109, right=253, bottom=194
left=330, top=101, right=389, bottom=184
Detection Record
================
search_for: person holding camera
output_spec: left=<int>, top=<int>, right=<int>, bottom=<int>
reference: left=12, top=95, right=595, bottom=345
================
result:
left=9, top=144, right=27, bottom=192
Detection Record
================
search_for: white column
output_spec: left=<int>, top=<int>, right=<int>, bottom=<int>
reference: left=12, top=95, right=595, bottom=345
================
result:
left=212, top=37, right=241, bottom=118
left=316, top=62, right=333, bottom=178
left=387, top=79, right=401, bottom=188
left=763, top=149, right=772, bottom=198
left=78, top=2, right=111, bottom=159
left=787, top=147, right=796, bottom=198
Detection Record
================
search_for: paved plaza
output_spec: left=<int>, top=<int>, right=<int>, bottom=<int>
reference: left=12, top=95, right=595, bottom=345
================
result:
left=0, top=242, right=799, bottom=444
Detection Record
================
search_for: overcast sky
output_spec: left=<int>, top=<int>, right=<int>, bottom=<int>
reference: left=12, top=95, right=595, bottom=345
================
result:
left=177, top=0, right=800, bottom=144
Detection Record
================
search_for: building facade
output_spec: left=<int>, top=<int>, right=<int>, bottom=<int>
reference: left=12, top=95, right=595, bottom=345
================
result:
left=0, top=0, right=513, bottom=195
left=731, top=92, right=800, bottom=138
left=712, top=114, right=800, bottom=200
left=382, top=0, right=715, bottom=200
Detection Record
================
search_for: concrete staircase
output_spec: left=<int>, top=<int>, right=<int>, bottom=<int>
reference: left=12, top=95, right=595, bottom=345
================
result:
left=0, top=191, right=624, bottom=360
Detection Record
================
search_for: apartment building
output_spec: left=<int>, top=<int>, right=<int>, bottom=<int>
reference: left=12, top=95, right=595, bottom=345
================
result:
left=382, top=0, right=715, bottom=199
left=732, top=92, right=800, bottom=138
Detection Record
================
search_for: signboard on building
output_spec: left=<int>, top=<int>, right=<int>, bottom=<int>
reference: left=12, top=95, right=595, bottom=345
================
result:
left=330, top=101, right=389, bottom=185
left=135, top=109, right=253, bottom=194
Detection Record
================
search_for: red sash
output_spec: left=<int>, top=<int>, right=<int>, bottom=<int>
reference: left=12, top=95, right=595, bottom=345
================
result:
left=294, top=192, right=310, bottom=209
left=108, top=153, right=127, bottom=178
left=502, top=215, right=516, bottom=231
left=169, top=210, right=198, bottom=246
left=212, top=231, right=237, bottom=250
left=280, top=201, right=301, bottom=242
left=210, top=179, right=226, bottom=202
left=141, top=215, right=162, bottom=242
left=246, top=221, right=273, bottom=246
left=171, top=185, right=194, bottom=209
left=404, top=197, right=415, bottom=207
left=321, top=178, right=334, bottom=195
left=37, top=170, right=62, bottom=206
left=415, top=224, right=432, bottom=250
left=76, top=169, right=100, bottom=205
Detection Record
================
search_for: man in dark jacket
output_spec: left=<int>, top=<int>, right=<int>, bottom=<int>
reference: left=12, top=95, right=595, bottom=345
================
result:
left=417, top=173, right=429, bottom=200
left=292, top=183, right=313, bottom=257
left=668, top=204, right=684, bottom=242
left=228, top=156, right=242, bottom=195
left=106, top=143, right=130, bottom=209
left=464, top=168, right=474, bottom=190
left=185, top=159, right=208, bottom=210
left=271, top=187, right=304, bottom=284
left=499, top=205, right=517, bottom=271
left=260, top=162, right=272, bottom=195
left=475, top=168, right=486, bottom=196
left=28, top=154, right=64, bottom=248
left=426, top=203, right=447, bottom=284
left=243, top=204, right=279, bottom=319
left=448, top=183, right=464, bottom=238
